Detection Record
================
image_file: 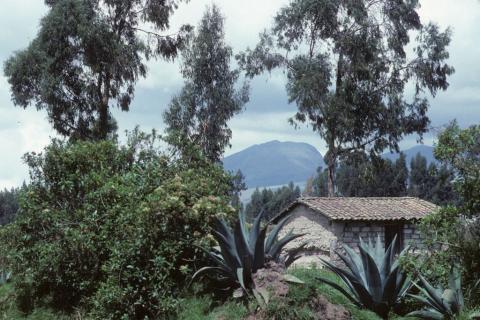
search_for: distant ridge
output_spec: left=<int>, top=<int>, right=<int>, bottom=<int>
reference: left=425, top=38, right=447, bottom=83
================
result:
left=223, top=140, right=324, bottom=188
left=382, top=145, right=436, bottom=166
left=224, top=141, right=436, bottom=191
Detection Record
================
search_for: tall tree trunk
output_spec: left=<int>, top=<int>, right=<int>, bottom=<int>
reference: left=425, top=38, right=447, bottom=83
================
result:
left=325, top=51, right=344, bottom=197
left=327, top=153, right=336, bottom=197
left=98, top=100, right=109, bottom=140
left=98, top=74, right=111, bottom=140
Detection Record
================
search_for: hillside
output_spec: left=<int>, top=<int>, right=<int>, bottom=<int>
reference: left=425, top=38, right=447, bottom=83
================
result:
left=382, top=145, right=436, bottom=166
left=223, top=140, right=324, bottom=188
left=224, top=142, right=436, bottom=191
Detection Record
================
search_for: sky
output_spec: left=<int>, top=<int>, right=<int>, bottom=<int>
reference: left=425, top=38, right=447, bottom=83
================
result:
left=0, top=0, right=479, bottom=189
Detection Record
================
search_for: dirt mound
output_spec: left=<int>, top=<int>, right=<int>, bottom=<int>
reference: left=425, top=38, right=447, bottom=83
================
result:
left=253, top=262, right=290, bottom=298
left=310, top=294, right=351, bottom=320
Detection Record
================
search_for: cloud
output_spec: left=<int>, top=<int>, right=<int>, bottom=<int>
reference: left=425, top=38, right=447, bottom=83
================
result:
left=1, top=0, right=479, bottom=188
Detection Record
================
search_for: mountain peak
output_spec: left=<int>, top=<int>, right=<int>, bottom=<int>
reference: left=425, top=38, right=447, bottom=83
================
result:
left=223, top=140, right=324, bottom=188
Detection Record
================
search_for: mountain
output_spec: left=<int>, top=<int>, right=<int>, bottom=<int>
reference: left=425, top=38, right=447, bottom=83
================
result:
left=224, top=141, right=435, bottom=191
left=223, top=140, right=324, bottom=188
left=381, top=145, right=436, bottom=166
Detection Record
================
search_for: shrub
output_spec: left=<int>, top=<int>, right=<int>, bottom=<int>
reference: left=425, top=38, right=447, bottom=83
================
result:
left=0, top=132, right=236, bottom=319
left=401, top=207, right=480, bottom=304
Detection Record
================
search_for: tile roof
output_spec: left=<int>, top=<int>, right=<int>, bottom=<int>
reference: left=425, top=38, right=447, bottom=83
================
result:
left=275, top=197, right=438, bottom=222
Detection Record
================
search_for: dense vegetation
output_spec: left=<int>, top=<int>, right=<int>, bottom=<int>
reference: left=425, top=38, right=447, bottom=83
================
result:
left=244, top=151, right=458, bottom=222
left=401, top=123, right=480, bottom=297
left=0, top=0, right=478, bottom=319
left=0, top=188, right=20, bottom=225
left=0, top=132, right=236, bottom=319
left=4, top=0, right=191, bottom=140
left=239, top=0, right=454, bottom=196
left=306, top=152, right=457, bottom=205
left=244, top=182, right=301, bottom=221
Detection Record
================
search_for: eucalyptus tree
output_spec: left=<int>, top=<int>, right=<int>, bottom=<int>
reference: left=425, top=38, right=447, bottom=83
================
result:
left=164, top=4, right=249, bottom=163
left=238, top=0, right=454, bottom=196
left=4, top=0, right=192, bottom=140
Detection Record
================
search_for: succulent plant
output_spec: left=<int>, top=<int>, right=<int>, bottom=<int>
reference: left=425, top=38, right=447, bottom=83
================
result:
left=408, top=268, right=479, bottom=320
left=316, top=235, right=411, bottom=319
left=192, top=210, right=305, bottom=300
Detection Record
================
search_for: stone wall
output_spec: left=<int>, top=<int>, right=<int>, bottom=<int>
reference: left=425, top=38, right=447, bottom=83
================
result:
left=279, top=205, right=341, bottom=267
left=403, top=222, right=423, bottom=249
left=340, top=221, right=385, bottom=249
left=279, top=205, right=423, bottom=267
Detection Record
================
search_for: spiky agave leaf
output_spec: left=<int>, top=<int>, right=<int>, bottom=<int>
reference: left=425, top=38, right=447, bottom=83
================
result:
left=191, top=210, right=306, bottom=297
left=267, top=229, right=306, bottom=260
left=317, top=235, right=411, bottom=319
left=408, top=267, right=466, bottom=319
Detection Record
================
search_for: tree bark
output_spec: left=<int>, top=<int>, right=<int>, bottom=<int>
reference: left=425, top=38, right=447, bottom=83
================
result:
left=98, top=73, right=111, bottom=140
left=325, top=51, right=344, bottom=197
left=327, top=153, right=336, bottom=197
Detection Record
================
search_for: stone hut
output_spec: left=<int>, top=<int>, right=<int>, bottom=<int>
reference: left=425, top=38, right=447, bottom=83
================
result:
left=273, top=197, right=438, bottom=267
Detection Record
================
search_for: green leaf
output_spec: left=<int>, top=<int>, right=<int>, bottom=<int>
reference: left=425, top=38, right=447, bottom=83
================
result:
left=252, top=288, right=266, bottom=308
left=283, top=274, right=304, bottom=284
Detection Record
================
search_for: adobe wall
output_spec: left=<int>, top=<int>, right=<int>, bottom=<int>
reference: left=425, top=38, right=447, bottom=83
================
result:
left=279, top=205, right=423, bottom=267
left=279, top=205, right=341, bottom=268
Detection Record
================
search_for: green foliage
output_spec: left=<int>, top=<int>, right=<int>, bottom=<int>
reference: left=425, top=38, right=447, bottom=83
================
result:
left=407, top=268, right=475, bottom=320
left=0, top=187, right=20, bottom=225
left=177, top=295, right=249, bottom=320
left=0, top=283, right=74, bottom=320
left=435, top=121, right=480, bottom=215
left=311, top=167, right=329, bottom=197
left=317, top=236, right=411, bottom=319
left=0, top=133, right=235, bottom=319
left=308, top=152, right=457, bottom=203
left=290, top=268, right=385, bottom=320
left=239, top=0, right=454, bottom=195
left=192, top=211, right=305, bottom=299
left=336, top=154, right=409, bottom=197
left=244, top=182, right=301, bottom=221
left=407, top=154, right=457, bottom=205
left=4, top=0, right=191, bottom=140
left=404, top=207, right=480, bottom=301
left=164, top=4, right=249, bottom=163
left=401, top=207, right=460, bottom=285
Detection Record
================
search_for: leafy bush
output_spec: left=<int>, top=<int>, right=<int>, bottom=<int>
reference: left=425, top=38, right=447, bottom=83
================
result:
left=434, top=122, right=480, bottom=214
left=401, top=122, right=480, bottom=304
left=317, top=236, right=411, bottom=319
left=401, top=207, right=480, bottom=303
left=0, top=187, right=20, bottom=225
left=0, top=133, right=236, bottom=319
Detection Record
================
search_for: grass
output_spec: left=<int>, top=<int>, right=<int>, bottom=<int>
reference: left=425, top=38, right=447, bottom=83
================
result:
left=177, top=295, right=250, bottom=320
left=178, top=267, right=419, bottom=320
left=4, top=267, right=463, bottom=319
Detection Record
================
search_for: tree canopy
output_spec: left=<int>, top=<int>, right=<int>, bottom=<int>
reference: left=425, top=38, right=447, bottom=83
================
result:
left=238, top=0, right=454, bottom=196
left=164, top=4, right=249, bottom=163
left=435, top=121, right=480, bottom=214
left=4, top=0, right=191, bottom=140
left=0, top=188, right=20, bottom=225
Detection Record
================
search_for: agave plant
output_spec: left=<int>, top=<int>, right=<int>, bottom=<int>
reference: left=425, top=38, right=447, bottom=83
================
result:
left=192, top=210, right=305, bottom=298
left=317, top=236, right=411, bottom=319
left=407, top=268, right=478, bottom=320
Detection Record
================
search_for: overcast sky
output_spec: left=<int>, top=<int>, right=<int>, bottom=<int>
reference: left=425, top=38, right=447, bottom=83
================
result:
left=1, top=0, right=479, bottom=189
